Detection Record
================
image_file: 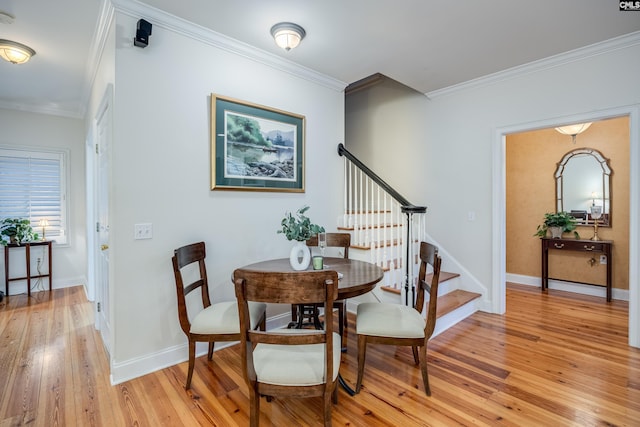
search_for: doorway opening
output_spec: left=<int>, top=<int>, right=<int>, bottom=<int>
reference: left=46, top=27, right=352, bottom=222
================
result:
left=493, top=105, right=640, bottom=348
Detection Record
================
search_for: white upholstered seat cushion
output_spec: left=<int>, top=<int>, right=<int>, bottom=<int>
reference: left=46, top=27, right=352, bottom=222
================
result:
left=253, top=330, right=342, bottom=386
left=356, top=302, right=425, bottom=339
left=190, top=301, right=266, bottom=335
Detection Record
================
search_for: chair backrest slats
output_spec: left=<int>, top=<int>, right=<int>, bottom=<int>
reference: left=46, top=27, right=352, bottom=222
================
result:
left=414, top=242, right=442, bottom=340
left=237, top=270, right=338, bottom=305
left=172, top=241, right=211, bottom=335
left=248, top=330, right=326, bottom=345
left=307, top=232, right=350, bottom=258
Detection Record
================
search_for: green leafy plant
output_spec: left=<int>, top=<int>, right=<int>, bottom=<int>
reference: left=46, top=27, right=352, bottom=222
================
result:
left=0, top=218, right=39, bottom=246
left=534, top=211, right=580, bottom=239
left=278, top=206, right=325, bottom=242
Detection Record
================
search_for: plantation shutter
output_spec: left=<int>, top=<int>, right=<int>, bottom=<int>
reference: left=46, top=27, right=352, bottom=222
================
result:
left=0, top=148, right=67, bottom=244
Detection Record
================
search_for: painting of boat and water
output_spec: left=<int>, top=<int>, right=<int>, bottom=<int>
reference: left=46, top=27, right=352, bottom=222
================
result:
left=224, top=112, right=297, bottom=181
left=211, top=94, right=304, bottom=192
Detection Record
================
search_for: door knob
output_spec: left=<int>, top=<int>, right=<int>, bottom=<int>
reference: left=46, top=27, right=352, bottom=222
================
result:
left=100, top=244, right=109, bottom=251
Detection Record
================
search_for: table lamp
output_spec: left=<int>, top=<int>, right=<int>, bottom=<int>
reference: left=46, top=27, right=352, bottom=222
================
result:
left=39, top=219, right=49, bottom=241
left=590, top=205, right=602, bottom=241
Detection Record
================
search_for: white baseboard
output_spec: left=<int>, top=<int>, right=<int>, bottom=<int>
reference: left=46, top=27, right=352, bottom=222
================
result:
left=506, top=273, right=629, bottom=301
left=2, top=275, right=85, bottom=296
left=110, top=311, right=293, bottom=385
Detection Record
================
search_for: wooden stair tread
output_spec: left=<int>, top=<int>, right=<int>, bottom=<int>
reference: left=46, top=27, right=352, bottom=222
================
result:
left=380, top=271, right=460, bottom=294
left=350, top=238, right=420, bottom=251
left=436, top=290, right=481, bottom=319
left=350, top=239, right=402, bottom=250
left=381, top=259, right=401, bottom=272
left=375, top=287, right=480, bottom=318
left=337, top=224, right=400, bottom=231
left=427, top=271, right=459, bottom=283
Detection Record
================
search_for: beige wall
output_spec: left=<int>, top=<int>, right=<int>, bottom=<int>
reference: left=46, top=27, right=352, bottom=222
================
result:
left=506, top=116, right=629, bottom=290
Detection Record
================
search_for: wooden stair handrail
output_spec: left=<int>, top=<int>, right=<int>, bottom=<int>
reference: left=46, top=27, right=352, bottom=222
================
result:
left=338, top=143, right=426, bottom=214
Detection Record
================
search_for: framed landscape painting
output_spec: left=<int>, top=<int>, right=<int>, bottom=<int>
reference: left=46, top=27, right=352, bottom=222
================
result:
left=211, top=94, right=305, bottom=192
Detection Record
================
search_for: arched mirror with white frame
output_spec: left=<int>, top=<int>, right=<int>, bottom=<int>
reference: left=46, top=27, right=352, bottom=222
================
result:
left=555, top=148, right=612, bottom=227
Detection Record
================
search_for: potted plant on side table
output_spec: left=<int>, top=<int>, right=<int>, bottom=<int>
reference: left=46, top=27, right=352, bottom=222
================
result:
left=534, top=211, right=579, bottom=239
left=1, top=218, right=39, bottom=246
left=278, top=206, right=325, bottom=270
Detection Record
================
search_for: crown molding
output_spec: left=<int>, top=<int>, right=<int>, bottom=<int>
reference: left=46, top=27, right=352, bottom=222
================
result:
left=79, top=0, right=116, bottom=120
left=111, top=0, right=346, bottom=92
left=0, top=100, right=84, bottom=119
left=0, top=0, right=115, bottom=120
left=427, top=31, right=640, bottom=99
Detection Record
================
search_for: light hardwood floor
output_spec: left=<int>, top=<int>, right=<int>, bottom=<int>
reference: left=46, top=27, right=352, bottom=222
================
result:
left=1, top=284, right=639, bottom=426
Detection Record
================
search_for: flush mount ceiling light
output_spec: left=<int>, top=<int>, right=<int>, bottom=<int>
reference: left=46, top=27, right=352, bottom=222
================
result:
left=0, top=39, right=36, bottom=64
left=555, top=122, right=592, bottom=144
left=270, top=22, right=305, bottom=51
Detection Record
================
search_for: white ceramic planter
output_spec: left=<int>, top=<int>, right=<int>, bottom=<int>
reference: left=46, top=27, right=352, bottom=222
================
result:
left=549, top=226, right=563, bottom=239
left=289, top=241, right=311, bottom=270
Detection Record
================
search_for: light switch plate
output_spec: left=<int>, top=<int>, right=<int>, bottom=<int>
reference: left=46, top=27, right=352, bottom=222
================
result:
left=134, top=223, right=153, bottom=240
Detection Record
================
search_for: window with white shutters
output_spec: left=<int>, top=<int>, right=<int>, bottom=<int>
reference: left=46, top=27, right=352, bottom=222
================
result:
left=0, top=147, right=68, bottom=244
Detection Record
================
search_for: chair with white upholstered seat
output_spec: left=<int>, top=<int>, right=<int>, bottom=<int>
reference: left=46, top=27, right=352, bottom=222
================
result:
left=172, top=242, right=266, bottom=390
left=355, top=241, right=441, bottom=396
left=233, top=268, right=341, bottom=427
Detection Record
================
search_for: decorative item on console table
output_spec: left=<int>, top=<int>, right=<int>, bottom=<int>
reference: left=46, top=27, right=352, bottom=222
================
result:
left=590, top=205, right=603, bottom=241
left=534, top=211, right=580, bottom=240
left=278, top=205, right=325, bottom=270
left=0, top=218, right=39, bottom=246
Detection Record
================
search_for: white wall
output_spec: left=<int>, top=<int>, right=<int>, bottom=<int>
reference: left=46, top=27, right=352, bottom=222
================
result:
left=422, top=40, right=640, bottom=344
left=105, top=11, right=345, bottom=382
left=0, top=108, right=87, bottom=293
left=423, top=41, right=640, bottom=290
left=345, top=35, right=640, bottom=348
left=345, top=78, right=430, bottom=204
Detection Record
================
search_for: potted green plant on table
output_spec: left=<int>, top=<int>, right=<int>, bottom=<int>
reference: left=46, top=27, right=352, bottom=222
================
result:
left=0, top=218, right=39, bottom=246
left=278, top=206, right=325, bottom=270
left=534, top=211, right=579, bottom=239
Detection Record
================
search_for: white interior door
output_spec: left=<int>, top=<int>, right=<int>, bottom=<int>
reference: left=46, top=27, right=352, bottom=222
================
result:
left=94, top=87, right=112, bottom=356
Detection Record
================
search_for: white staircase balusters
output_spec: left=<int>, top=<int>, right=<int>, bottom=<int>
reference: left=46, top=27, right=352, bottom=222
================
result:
left=339, top=148, right=427, bottom=306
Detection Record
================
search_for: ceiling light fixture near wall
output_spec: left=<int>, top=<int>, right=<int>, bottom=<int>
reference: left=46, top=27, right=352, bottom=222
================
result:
left=0, top=39, right=36, bottom=64
left=270, top=22, right=305, bottom=51
left=555, top=122, right=592, bottom=144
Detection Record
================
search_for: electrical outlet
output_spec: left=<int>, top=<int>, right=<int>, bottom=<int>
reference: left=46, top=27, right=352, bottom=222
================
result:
left=600, top=255, right=607, bottom=264
left=467, top=211, right=476, bottom=221
left=134, top=223, right=153, bottom=240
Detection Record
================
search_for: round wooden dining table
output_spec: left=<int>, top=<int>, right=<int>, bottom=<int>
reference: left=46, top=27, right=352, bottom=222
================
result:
left=237, top=257, right=384, bottom=300
left=236, top=257, right=384, bottom=396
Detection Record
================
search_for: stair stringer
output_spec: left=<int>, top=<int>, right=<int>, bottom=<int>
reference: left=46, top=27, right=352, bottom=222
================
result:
left=431, top=296, right=480, bottom=339
left=424, top=234, right=491, bottom=313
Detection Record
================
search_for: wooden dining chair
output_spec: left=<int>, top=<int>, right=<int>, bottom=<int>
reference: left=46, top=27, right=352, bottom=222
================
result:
left=355, top=241, right=442, bottom=396
left=172, top=242, right=266, bottom=390
left=290, top=233, right=350, bottom=348
left=233, top=268, right=341, bottom=427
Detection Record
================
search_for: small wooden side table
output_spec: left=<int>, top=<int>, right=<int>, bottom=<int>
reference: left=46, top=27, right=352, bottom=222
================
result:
left=4, top=241, right=52, bottom=297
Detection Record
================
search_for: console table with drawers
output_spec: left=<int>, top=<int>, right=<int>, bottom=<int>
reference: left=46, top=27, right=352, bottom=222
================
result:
left=540, top=237, right=612, bottom=302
